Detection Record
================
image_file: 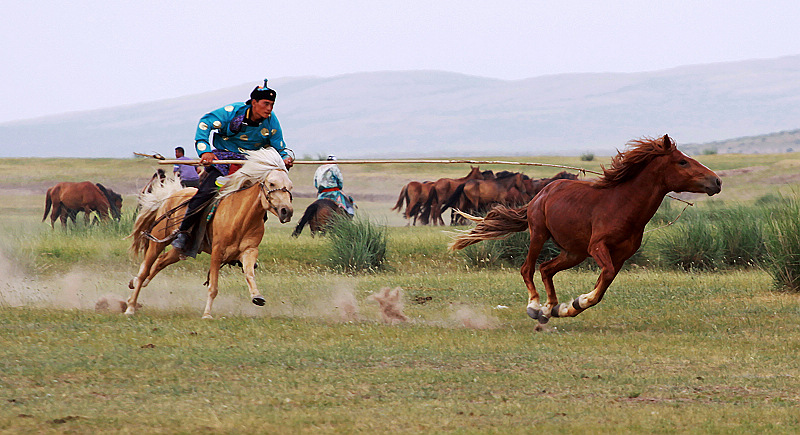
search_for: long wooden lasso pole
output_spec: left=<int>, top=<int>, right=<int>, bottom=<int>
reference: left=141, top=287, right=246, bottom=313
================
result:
left=146, top=153, right=693, bottom=228
left=155, top=158, right=604, bottom=176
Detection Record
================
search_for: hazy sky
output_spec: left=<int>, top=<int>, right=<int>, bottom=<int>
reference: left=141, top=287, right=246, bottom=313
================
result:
left=2, top=0, right=798, bottom=123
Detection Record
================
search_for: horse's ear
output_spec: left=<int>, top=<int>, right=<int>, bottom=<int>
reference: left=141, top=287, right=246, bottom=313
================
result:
left=662, top=134, right=673, bottom=149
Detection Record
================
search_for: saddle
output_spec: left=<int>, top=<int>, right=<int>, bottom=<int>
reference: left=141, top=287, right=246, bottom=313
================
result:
left=182, top=198, right=221, bottom=258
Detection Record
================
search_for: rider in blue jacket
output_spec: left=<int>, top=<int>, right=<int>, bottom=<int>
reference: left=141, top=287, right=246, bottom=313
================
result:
left=171, top=79, right=294, bottom=254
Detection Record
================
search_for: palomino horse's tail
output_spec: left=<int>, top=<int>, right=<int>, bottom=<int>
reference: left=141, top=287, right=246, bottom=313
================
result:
left=391, top=184, right=408, bottom=212
left=42, top=188, right=53, bottom=222
left=292, top=201, right=321, bottom=237
left=448, top=205, right=529, bottom=251
left=128, top=176, right=183, bottom=256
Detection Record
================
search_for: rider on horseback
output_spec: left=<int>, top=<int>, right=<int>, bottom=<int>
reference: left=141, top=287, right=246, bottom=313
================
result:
left=171, top=79, right=294, bottom=254
left=314, top=155, right=355, bottom=215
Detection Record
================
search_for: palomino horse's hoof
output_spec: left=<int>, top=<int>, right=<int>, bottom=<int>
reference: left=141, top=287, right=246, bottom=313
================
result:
left=252, top=296, right=266, bottom=306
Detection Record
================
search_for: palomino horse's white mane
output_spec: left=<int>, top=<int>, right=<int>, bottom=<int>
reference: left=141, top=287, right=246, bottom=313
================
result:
left=218, top=148, right=287, bottom=198
left=136, top=175, right=183, bottom=216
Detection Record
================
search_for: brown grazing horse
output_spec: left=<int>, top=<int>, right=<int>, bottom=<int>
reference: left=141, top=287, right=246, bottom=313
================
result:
left=42, top=181, right=122, bottom=228
left=421, top=166, right=485, bottom=226
left=450, top=135, right=722, bottom=327
left=126, top=148, right=293, bottom=319
left=292, top=198, right=349, bottom=237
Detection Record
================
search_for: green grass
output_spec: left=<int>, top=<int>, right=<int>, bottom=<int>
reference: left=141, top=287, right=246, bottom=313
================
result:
left=2, top=153, right=800, bottom=432
left=2, top=270, right=799, bottom=433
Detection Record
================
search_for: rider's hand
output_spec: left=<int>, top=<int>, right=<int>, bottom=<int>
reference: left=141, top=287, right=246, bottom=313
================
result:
left=200, top=152, right=215, bottom=166
left=283, top=156, right=294, bottom=169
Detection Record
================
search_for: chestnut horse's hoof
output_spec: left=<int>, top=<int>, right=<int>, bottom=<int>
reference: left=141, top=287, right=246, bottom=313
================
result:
left=526, top=306, right=549, bottom=324
left=252, top=296, right=266, bottom=306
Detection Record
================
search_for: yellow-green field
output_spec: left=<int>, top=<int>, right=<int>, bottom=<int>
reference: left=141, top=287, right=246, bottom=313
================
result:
left=1, top=153, right=799, bottom=433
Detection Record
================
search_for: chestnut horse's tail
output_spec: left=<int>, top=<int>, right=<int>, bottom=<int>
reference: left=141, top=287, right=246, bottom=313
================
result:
left=391, top=184, right=408, bottom=212
left=448, top=205, right=528, bottom=251
left=418, top=188, right=438, bottom=225
left=42, top=188, right=53, bottom=222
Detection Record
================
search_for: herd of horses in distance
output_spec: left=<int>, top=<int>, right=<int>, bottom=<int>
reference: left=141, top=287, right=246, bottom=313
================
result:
left=392, top=166, right=578, bottom=226
left=36, top=135, right=723, bottom=326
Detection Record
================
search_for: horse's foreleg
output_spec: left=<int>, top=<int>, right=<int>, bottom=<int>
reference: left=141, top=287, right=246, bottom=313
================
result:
left=240, top=247, right=265, bottom=306
left=550, top=243, right=619, bottom=318
left=202, top=251, right=223, bottom=319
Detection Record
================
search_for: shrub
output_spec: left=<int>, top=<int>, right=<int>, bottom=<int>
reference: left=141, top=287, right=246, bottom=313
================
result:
left=651, top=215, right=721, bottom=270
left=762, top=196, right=800, bottom=291
left=580, top=153, right=595, bottom=162
left=714, top=205, right=766, bottom=267
left=460, top=231, right=561, bottom=269
left=324, top=214, right=388, bottom=273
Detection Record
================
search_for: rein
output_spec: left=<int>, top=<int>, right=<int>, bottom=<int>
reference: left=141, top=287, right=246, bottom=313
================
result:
left=644, top=194, right=694, bottom=234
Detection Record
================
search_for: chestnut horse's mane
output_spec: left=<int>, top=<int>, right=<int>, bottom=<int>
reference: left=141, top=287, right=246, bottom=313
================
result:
left=594, top=136, right=673, bottom=188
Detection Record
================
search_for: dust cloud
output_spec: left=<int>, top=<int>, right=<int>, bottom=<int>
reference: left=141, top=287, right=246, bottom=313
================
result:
left=1, top=251, right=500, bottom=329
left=368, top=286, right=409, bottom=324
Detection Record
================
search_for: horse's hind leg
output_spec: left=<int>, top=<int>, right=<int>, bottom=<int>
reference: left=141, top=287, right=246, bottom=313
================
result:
left=240, top=247, right=265, bottom=306
left=125, top=242, right=175, bottom=315
left=549, top=242, right=619, bottom=319
left=539, top=250, right=588, bottom=320
left=522, top=228, right=550, bottom=322
left=202, top=250, right=224, bottom=319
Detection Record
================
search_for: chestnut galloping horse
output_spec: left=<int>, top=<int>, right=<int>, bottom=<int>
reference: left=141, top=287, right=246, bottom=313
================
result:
left=292, top=198, right=349, bottom=237
left=42, top=181, right=122, bottom=228
left=126, top=148, right=293, bottom=319
left=450, top=135, right=721, bottom=327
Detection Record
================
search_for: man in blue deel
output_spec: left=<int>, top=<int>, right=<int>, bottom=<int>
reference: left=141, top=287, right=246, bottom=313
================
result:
left=171, top=79, right=294, bottom=254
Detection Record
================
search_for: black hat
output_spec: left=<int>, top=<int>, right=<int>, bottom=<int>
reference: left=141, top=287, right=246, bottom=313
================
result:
left=249, top=78, right=276, bottom=103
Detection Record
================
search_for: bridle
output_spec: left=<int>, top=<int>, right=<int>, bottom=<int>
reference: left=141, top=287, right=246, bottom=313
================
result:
left=259, top=181, right=292, bottom=210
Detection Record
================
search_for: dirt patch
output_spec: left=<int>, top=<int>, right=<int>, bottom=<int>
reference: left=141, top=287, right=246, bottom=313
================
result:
left=715, top=166, right=768, bottom=177
left=764, top=172, right=800, bottom=184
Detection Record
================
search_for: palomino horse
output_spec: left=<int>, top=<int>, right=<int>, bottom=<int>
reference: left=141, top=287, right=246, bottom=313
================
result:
left=292, top=198, right=349, bottom=237
left=420, top=166, right=485, bottom=226
left=126, top=148, right=293, bottom=319
left=450, top=135, right=721, bottom=327
left=42, top=181, right=122, bottom=228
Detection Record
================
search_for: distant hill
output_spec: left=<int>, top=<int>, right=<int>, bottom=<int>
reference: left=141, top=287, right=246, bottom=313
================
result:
left=683, top=129, right=800, bottom=155
left=2, top=55, right=799, bottom=158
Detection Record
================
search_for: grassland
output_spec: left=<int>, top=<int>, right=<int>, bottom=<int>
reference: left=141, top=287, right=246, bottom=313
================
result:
left=1, top=152, right=800, bottom=433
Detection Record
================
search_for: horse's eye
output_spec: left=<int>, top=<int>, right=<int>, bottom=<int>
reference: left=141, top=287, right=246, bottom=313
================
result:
left=678, top=159, right=688, bottom=166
